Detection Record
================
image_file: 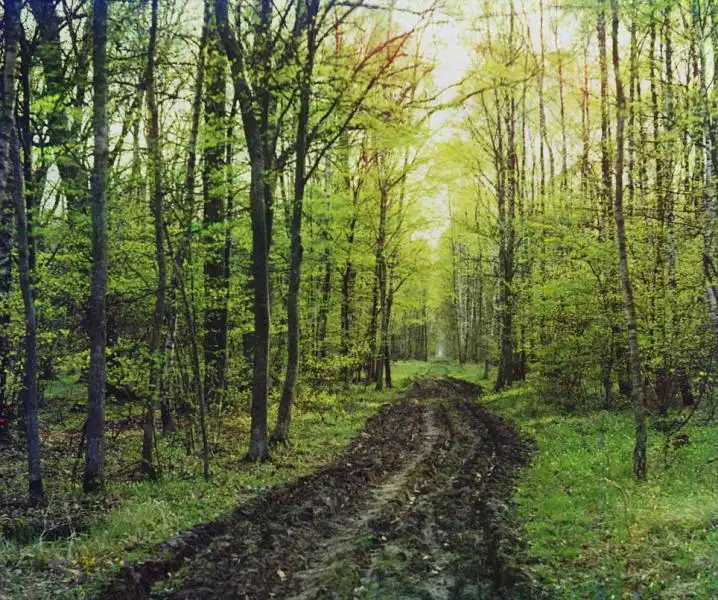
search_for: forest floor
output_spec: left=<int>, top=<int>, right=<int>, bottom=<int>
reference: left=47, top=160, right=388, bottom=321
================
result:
left=96, top=375, right=535, bottom=599
left=2, top=363, right=716, bottom=599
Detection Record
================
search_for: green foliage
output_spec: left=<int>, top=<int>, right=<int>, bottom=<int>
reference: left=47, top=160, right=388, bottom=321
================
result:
left=486, top=384, right=718, bottom=599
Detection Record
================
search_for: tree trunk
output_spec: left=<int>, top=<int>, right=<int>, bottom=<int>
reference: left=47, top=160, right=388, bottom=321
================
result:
left=554, top=21, right=568, bottom=195
left=611, top=0, right=647, bottom=481
left=160, top=0, right=212, bottom=436
left=174, top=254, right=211, bottom=480
left=203, top=14, right=229, bottom=420
left=598, top=2, right=611, bottom=241
left=365, top=260, right=380, bottom=383
left=627, top=11, right=637, bottom=215
left=340, top=214, right=357, bottom=384
left=495, top=87, right=515, bottom=392
left=315, top=247, right=332, bottom=359
left=11, top=129, right=44, bottom=504
left=273, top=0, right=319, bottom=443
left=0, top=190, right=11, bottom=444
left=0, top=0, right=20, bottom=446
left=537, top=0, right=553, bottom=209
left=581, top=38, right=590, bottom=202
left=374, top=178, right=389, bottom=391
left=84, top=0, right=109, bottom=494
left=141, top=0, right=166, bottom=480
left=215, top=0, right=271, bottom=461
left=383, top=268, right=395, bottom=388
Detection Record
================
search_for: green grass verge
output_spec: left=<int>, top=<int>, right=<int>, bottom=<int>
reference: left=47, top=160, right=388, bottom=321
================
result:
left=484, top=384, right=718, bottom=599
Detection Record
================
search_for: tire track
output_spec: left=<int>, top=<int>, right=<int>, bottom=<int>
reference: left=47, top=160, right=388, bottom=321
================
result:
left=96, top=377, right=535, bottom=600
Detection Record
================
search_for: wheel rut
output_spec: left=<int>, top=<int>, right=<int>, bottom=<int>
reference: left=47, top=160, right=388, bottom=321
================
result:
left=97, top=377, right=535, bottom=600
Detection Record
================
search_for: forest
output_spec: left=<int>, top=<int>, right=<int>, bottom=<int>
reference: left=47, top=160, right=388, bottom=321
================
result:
left=0, top=0, right=717, bottom=598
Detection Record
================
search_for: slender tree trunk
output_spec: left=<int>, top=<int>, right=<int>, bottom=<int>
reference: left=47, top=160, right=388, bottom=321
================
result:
left=340, top=214, right=357, bottom=384
left=0, top=190, right=11, bottom=443
left=220, top=102, right=236, bottom=415
left=374, top=180, right=389, bottom=391
left=160, top=1, right=211, bottom=435
left=498, top=95, right=517, bottom=391
left=203, top=14, right=229, bottom=420
left=627, top=11, right=637, bottom=215
left=141, top=0, right=166, bottom=479
left=581, top=38, right=590, bottom=202
left=84, top=0, right=109, bottom=494
left=18, top=40, right=37, bottom=273
left=174, top=254, right=211, bottom=480
left=537, top=0, right=553, bottom=207
left=554, top=20, right=568, bottom=195
left=315, top=251, right=332, bottom=355
left=384, top=268, right=395, bottom=388
left=0, top=0, right=21, bottom=445
left=11, top=130, right=44, bottom=504
left=366, top=259, right=380, bottom=383
left=273, top=0, right=319, bottom=443
left=494, top=93, right=512, bottom=392
left=598, top=2, right=611, bottom=241
left=612, top=0, right=647, bottom=481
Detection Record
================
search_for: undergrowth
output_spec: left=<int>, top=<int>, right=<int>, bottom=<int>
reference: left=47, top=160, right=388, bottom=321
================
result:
left=8, top=361, right=712, bottom=599
left=0, top=379, right=402, bottom=599
left=483, top=383, right=718, bottom=599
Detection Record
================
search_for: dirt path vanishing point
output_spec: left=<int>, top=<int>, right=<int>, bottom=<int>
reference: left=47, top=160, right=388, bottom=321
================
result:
left=99, top=377, right=536, bottom=600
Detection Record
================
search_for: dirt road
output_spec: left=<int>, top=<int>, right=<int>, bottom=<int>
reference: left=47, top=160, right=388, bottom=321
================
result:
left=99, top=377, right=535, bottom=599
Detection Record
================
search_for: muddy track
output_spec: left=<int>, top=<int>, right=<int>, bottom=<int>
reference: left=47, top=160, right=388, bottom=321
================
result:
left=98, top=377, right=535, bottom=600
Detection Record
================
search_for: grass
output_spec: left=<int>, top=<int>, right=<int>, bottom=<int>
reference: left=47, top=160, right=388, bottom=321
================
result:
left=6, top=361, right=714, bottom=599
left=391, top=358, right=489, bottom=386
left=0, top=376, right=406, bottom=599
left=483, top=384, right=718, bottom=599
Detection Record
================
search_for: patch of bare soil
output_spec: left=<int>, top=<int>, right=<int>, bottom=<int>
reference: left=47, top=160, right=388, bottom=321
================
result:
left=97, top=377, right=536, bottom=600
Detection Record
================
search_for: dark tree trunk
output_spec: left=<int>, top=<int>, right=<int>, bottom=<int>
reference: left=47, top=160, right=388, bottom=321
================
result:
left=662, top=5, right=678, bottom=346
left=0, top=189, right=11, bottom=443
left=84, top=0, right=109, bottom=494
left=340, top=216, right=357, bottom=384
left=495, top=85, right=515, bottom=392
left=581, top=38, right=590, bottom=202
left=315, top=247, right=332, bottom=359
left=215, top=0, right=272, bottom=461
left=174, top=254, right=211, bottom=480
left=0, top=0, right=20, bottom=446
left=554, top=21, right=568, bottom=194
left=11, top=130, right=44, bottom=504
left=203, top=14, right=229, bottom=419
left=627, top=12, right=637, bottom=215
left=537, top=0, right=553, bottom=210
left=18, top=39, right=37, bottom=272
left=598, top=2, right=611, bottom=241
left=383, top=271, right=395, bottom=389
left=274, top=0, right=319, bottom=443
left=365, top=260, right=380, bottom=384
left=141, top=0, right=166, bottom=480
left=374, top=183, right=389, bottom=391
